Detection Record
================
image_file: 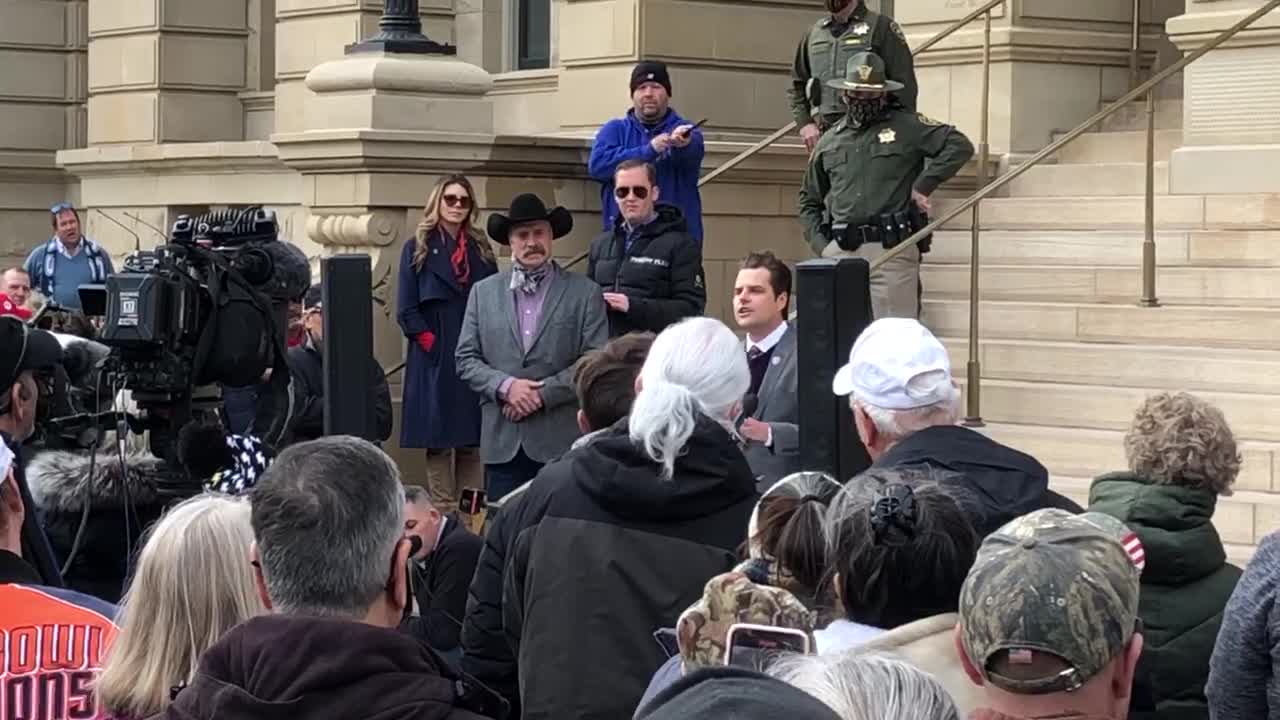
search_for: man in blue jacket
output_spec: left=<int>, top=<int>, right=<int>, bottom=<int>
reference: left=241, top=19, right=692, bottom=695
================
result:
left=588, top=61, right=706, bottom=244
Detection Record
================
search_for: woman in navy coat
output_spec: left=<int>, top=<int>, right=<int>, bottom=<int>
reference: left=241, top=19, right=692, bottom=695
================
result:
left=397, top=174, right=498, bottom=510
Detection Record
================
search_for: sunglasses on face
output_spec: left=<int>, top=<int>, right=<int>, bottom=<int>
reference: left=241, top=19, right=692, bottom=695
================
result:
left=614, top=186, right=650, bottom=200
left=442, top=194, right=471, bottom=209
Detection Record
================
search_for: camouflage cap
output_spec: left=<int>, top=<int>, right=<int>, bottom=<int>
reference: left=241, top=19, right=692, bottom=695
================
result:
left=676, top=572, right=816, bottom=670
left=958, top=508, right=1141, bottom=695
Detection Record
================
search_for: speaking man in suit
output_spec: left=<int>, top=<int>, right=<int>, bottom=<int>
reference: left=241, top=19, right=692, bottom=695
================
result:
left=733, top=251, right=800, bottom=490
left=456, top=193, right=609, bottom=501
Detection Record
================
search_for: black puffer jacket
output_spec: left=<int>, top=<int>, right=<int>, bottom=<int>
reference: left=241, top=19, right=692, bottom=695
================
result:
left=503, top=417, right=758, bottom=720
left=587, top=204, right=706, bottom=337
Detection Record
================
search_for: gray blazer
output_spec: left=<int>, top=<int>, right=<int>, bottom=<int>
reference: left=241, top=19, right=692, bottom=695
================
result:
left=456, top=268, right=609, bottom=465
left=743, top=325, right=800, bottom=491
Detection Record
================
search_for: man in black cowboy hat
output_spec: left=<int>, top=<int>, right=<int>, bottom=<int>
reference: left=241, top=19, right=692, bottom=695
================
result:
left=790, top=0, right=917, bottom=153
left=456, top=193, right=608, bottom=500
left=798, top=51, right=973, bottom=320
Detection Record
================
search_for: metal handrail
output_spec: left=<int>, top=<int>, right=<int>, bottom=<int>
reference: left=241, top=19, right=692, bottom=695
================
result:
left=562, top=0, right=1008, bottom=270
left=872, top=0, right=1279, bottom=421
left=869, top=0, right=1280, bottom=273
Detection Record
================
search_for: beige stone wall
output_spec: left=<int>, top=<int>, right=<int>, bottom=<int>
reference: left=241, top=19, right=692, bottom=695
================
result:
left=0, top=0, right=87, bottom=268
left=1166, top=0, right=1280, bottom=194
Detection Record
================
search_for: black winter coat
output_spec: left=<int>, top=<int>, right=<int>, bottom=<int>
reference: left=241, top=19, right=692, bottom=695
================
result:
left=587, top=204, right=706, bottom=337
left=503, top=417, right=758, bottom=720
left=285, top=337, right=393, bottom=445
left=25, top=447, right=181, bottom=603
left=403, top=513, right=483, bottom=653
left=872, top=424, right=1083, bottom=537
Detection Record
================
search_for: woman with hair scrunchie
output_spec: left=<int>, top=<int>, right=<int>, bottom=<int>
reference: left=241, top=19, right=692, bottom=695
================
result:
left=815, top=466, right=982, bottom=716
left=397, top=174, right=498, bottom=513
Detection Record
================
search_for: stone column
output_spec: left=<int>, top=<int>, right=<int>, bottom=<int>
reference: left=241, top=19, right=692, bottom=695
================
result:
left=273, top=0, right=456, bottom=135
left=0, top=0, right=87, bottom=267
left=1166, top=0, right=1280, bottom=194
left=86, top=0, right=250, bottom=145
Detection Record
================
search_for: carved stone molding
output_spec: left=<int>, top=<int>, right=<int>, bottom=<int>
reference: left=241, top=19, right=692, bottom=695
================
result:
left=306, top=211, right=403, bottom=248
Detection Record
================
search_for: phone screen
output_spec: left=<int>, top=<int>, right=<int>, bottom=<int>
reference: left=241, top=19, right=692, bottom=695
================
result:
left=726, top=626, right=809, bottom=671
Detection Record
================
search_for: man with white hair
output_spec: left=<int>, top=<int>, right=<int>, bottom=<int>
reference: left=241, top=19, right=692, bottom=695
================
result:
left=831, top=318, right=1080, bottom=536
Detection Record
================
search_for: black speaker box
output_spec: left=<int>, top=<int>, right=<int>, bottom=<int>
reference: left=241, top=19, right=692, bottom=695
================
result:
left=796, top=258, right=874, bottom=482
left=321, top=255, right=376, bottom=439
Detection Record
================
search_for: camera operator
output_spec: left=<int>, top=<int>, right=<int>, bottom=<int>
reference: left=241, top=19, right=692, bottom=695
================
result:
left=281, top=285, right=392, bottom=446
left=0, top=315, right=66, bottom=587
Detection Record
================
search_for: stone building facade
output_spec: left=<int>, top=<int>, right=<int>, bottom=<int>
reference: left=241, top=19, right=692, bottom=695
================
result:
left=2, top=1, right=1279, bottom=521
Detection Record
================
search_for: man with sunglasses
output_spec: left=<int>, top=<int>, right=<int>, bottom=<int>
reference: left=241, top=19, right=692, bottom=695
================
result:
left=0, top=315, right=66, bottom=587
left=588, top=61, right=706, bottom=244
left=587, top=159, right=706, bottom=337
left=23, top=202, right=114, bottom=311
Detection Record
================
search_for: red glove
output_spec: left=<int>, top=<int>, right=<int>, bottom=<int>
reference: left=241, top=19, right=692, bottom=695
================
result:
left=416, top=331, right=436, bottom=353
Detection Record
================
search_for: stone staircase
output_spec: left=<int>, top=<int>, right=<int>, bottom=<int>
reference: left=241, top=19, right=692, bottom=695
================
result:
left=923, top=98, right=1280, bottom=564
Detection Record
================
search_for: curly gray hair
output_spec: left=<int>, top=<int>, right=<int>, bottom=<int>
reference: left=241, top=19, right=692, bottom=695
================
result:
left=1124, top=391, right=1240, bottom=496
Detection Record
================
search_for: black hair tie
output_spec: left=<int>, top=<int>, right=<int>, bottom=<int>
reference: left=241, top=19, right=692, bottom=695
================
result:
left=869, top=484, right=918, bottom=543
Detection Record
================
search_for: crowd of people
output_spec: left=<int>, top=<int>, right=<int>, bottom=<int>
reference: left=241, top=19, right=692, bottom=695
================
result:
left=0, top=2, right=1273, bottom=719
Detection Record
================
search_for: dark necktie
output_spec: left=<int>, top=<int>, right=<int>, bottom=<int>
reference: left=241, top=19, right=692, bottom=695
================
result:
left=748, top=346, right=763, bottom=361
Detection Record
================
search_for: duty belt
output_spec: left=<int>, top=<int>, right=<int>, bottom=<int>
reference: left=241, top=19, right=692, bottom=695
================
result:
left=828, top=205, right=934, bottom=254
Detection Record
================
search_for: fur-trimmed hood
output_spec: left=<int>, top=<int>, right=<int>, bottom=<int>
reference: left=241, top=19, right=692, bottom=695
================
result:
left=25, top=445, right=169, bottom=513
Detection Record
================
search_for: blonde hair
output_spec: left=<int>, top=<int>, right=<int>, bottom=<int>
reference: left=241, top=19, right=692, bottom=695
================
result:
left=97, top=494, right=262, bottom=717
left=1124, top=391, right=1240, bottom=495
left=412, top=174, right=494, bottom=271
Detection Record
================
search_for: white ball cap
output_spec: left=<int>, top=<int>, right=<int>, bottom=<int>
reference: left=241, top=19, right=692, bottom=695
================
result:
left=831, top=318, right=953, bottom=409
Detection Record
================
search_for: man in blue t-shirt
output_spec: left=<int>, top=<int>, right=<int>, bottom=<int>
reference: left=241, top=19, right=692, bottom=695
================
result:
left=23, top=203, right=114, bottom=310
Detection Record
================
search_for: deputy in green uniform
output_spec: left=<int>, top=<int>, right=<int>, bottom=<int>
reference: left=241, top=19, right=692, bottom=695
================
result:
left=799, top=51, right=973, bottom=320
left=790, top=0, right=917, bottom=153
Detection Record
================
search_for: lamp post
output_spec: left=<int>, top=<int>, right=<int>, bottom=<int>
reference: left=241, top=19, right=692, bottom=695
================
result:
left=347, top=0, right=455, bottom=55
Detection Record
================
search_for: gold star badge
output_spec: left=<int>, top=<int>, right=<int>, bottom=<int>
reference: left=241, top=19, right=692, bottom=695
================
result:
left=856, top=64, right=873, bottom=82
left=879, top=128, right=896, bottom=144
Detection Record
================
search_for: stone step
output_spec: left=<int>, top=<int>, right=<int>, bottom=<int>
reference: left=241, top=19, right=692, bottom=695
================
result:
left=922, top=263, right=1280, bottom=305
left=1004, top=162, right=1170, bottom=198
left=1047, top=476, right=1273, bottom=555
left=1055, top=129, right=1183, bottom=164
left=959, top=377, right=1280, bottom=443
left=1098, top=98, right=1183, bottom=132
left=941, top=337, right=1280, bottom=396
left=924, top=230, right=1280, bottom=268
left=933, top=194, right=1280, bottom=231
left=923, top=298, right=1280, bottom=350
left=975, top=422, right=1279, bottom=494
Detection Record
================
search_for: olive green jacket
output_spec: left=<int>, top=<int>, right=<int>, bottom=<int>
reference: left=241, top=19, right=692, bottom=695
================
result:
left=789, top=6, right=918, bottom=126
left=797, top=110, right=973, bottom=254
left=1089, top=472, right=1242, bottom=720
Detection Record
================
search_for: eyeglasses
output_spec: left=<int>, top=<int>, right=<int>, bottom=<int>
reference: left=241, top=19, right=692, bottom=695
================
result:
left=614, top=186, right=650, bottom=200
left=442, top=194, right=471, bottom=209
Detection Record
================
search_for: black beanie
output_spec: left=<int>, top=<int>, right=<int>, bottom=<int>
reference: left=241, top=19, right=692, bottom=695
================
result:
left=631, top=60, right=673, bottom=97
left=635, top=667, right=841, bottom=720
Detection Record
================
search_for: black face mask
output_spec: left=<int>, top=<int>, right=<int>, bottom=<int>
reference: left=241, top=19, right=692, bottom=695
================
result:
left=845, top=96, right=889, bottom=128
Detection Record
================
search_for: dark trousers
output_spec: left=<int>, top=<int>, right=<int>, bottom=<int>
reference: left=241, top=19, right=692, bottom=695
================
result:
left=485, top=447, right=543, bottom=502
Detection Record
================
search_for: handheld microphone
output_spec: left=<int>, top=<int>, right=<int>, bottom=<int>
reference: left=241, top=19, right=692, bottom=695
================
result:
left=735, top=393, right=759, bottom=432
